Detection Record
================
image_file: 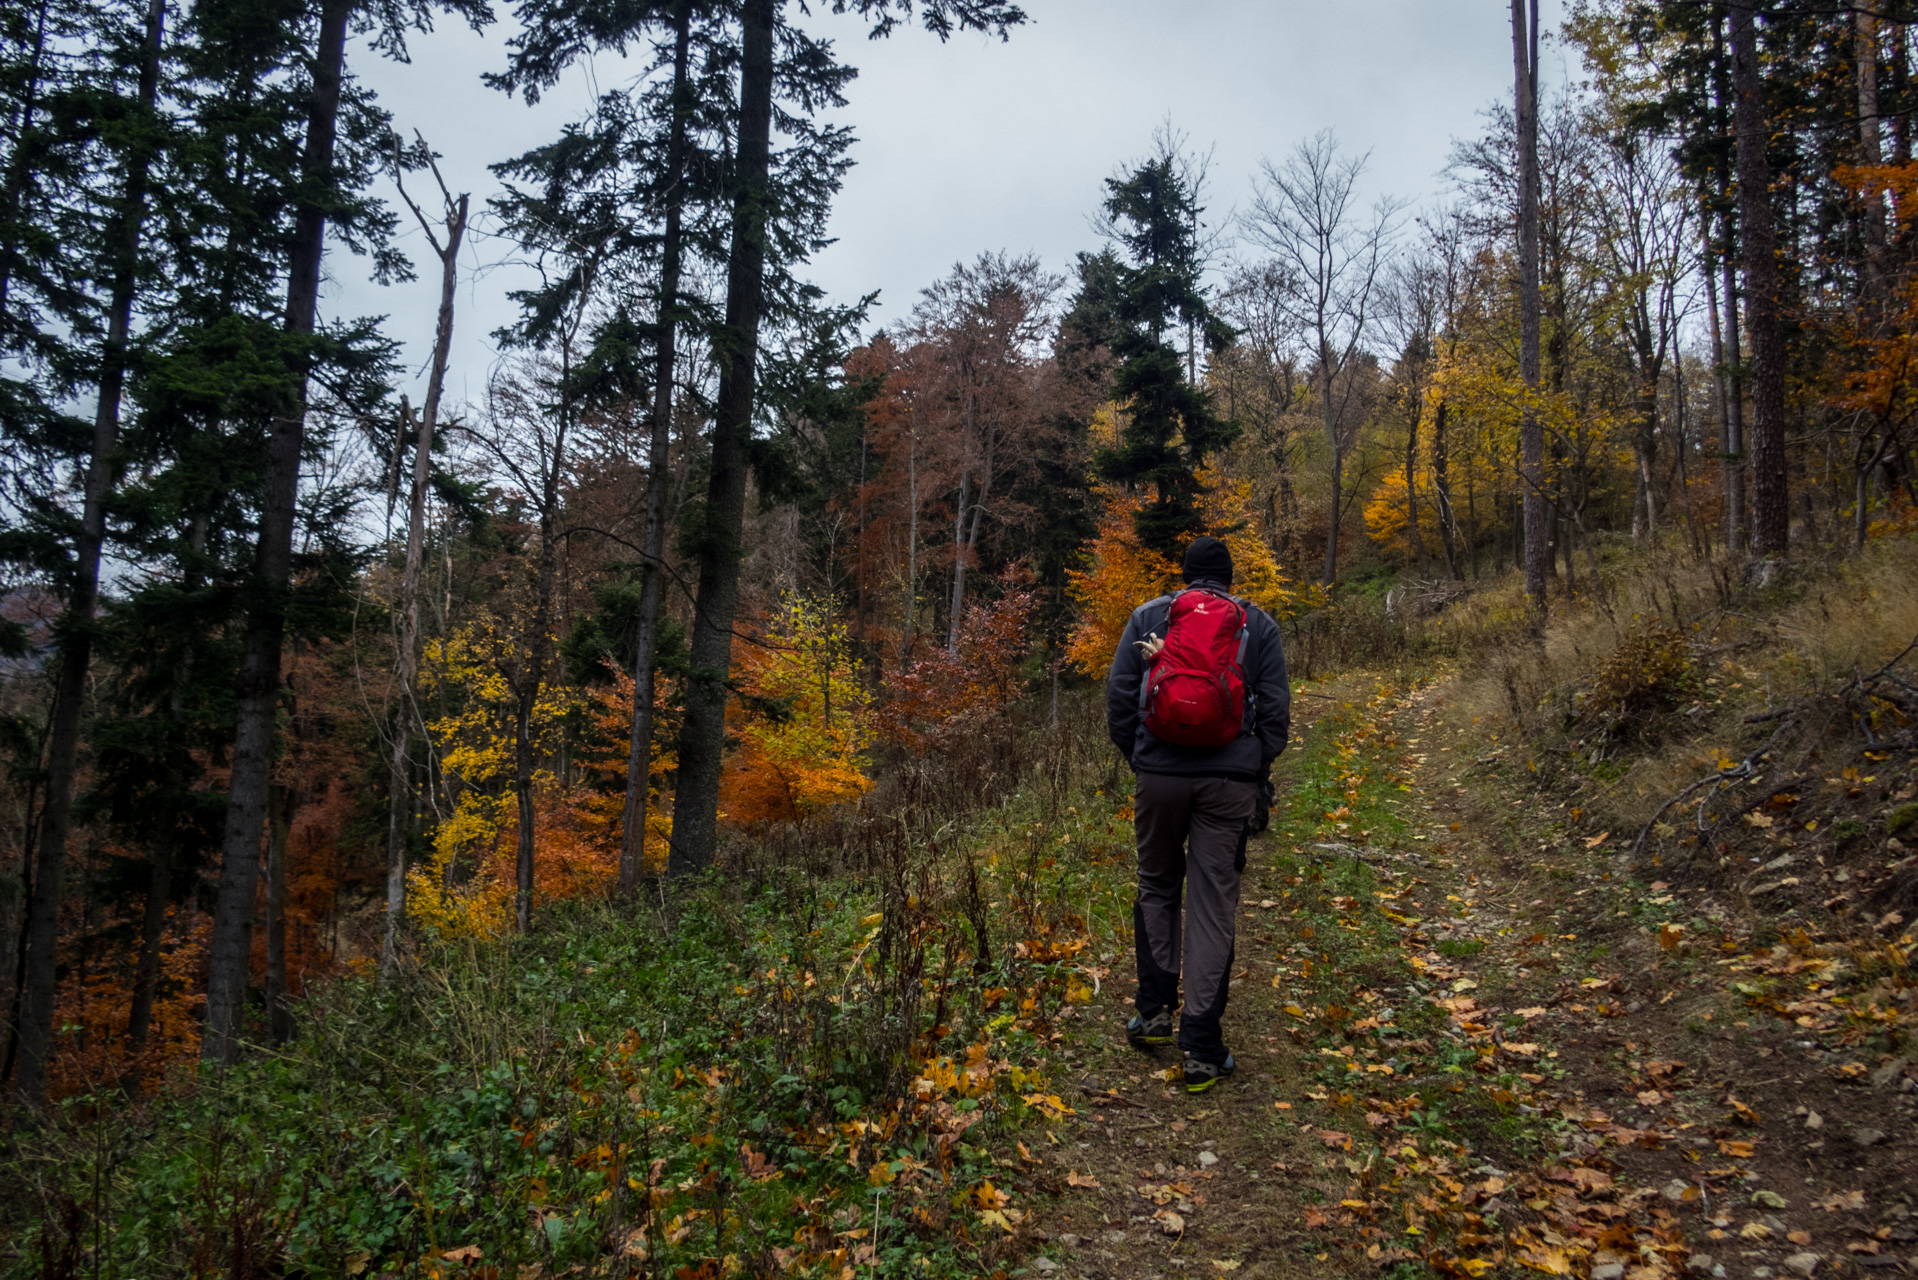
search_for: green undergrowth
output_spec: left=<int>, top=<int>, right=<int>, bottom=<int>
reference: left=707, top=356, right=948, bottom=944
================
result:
left=2, top=712, right=1150, bottom=1279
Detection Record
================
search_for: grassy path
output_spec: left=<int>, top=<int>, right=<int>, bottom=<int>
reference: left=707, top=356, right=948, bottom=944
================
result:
left=1027, top=671, right=1916, bottom=1280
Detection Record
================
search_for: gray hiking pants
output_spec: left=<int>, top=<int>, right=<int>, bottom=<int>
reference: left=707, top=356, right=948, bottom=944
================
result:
left=1132, top=772, right=1256, bottom=1063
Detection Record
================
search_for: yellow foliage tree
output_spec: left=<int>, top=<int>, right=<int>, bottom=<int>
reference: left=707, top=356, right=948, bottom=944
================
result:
left=721, top=594, right=874, bottom=824
left=407, top=620, right=579, bottom=940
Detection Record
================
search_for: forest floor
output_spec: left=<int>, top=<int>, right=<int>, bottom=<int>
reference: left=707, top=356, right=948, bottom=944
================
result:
left=1022, top=669, right=1918, bottom=1280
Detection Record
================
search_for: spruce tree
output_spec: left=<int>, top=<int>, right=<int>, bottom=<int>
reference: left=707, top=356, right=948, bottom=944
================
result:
left=667, top=0, right=1023, bottom=878
left=1092, top=154, right=1237, bottom=559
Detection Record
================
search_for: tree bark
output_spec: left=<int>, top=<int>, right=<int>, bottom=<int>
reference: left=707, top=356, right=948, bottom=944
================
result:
left=515, top=455, right=563, bottom=932
left=669, top=0, right=776, bottom=877
left=620, top=0, right=694, bottom=895
left=1857, top=4, right=1887, bottom=295
left=1320, top=348, right=1342, bottom=587
left=900, top=410, right=918, bottom=669
left=1731, top=1, right=1790, bottom=558
left=1432, top=399, right=1461, bottom=579
left=264, top=781, right=294, bottom=1044
left=16, top=0, right=165, bottom=1105
left=203, top=0, right=352, bottom=1066
left=385, top=160, right=467, bottom=969
left=1403, top=382, right=1427, bottom=573
left=946, top=469, right=970, bottom=650
left=1513, top=0, right=1548, bottom=606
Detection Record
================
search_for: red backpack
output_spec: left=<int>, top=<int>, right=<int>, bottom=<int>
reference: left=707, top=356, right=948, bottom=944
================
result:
left=1139, top=588, right=1251, bottom=748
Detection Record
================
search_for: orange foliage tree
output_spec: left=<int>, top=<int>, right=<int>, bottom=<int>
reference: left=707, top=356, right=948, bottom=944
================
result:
left=720, top=595, right=874, bottom=825
left=882, top=585, right=1036, bottom=750
left=1066, top=468, right=1309, bottom=677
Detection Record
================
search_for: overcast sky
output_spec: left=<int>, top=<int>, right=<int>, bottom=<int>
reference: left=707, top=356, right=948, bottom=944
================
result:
left=345, top=0, right=1572, bottom=415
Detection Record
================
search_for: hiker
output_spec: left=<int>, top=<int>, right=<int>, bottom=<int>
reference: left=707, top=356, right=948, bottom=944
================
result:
left=1105, top=535, right=1290, bottom=1093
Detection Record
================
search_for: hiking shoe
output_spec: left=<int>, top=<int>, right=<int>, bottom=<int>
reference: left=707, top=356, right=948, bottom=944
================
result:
left=1182, top=1053, right=1236, bottom=1094
left=1126, top=1008, right=1174, bottom=1048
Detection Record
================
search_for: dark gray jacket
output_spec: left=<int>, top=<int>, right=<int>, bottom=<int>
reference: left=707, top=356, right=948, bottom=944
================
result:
left=1104, top=578, right=1290, bottom=779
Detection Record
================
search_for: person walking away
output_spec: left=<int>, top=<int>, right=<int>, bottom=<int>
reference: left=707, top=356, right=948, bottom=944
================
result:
left=1105, top=535, right=1290, bottom=1093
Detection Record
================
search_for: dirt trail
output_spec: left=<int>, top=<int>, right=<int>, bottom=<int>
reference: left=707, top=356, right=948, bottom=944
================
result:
left=1029, top=672, right=1918, bottom=1280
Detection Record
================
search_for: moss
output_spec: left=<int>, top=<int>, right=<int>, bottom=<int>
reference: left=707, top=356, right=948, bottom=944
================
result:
left=1888, top=802, right=1918, bottom=838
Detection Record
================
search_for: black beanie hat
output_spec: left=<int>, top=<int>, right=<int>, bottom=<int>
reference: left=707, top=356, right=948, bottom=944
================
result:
left=1181, top=535, right=1233, bottom=586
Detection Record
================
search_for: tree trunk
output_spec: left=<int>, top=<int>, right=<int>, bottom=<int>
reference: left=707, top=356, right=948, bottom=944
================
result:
left=901, top=411, right=918, bottom=669
left=1632, top=366, right=1658, bottom=542
left=669, top=0, right=776, bottom=877
left=385, top=174, right=467, bottom=969
left=203, top=0, right=351, bottom=1066
left=515, top=471, right=562, bottom=932
left=1403, top=386, right=1427, bottom=573
left=1514, top=0, right=1548, bottom=606
left=1432, top=399, right=1461, bottom=579
left=15, top=0, right=165, bottom=1105
left=1722, top=235, right=1746, bottom=550
left=1320, top=357, right=1341, bottom=587
left=124, top=515, right=203, bottom=1094
left=264, top=782, right=294, bottom=1043
left=1857, top=4, right=1887, bottom=295
left=946, top=469, right=970, bottom=650
left=620, top=1, right=694, bottom=894
left=1731, top=1, right=1790, bottom=558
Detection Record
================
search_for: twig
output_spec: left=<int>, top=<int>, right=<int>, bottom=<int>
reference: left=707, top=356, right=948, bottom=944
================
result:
left=1079, top=1085, right=1152, bottom=1111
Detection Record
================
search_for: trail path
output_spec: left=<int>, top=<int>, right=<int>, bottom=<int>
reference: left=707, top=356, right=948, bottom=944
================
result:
left=1026, top=672, right=1917, bottom=1280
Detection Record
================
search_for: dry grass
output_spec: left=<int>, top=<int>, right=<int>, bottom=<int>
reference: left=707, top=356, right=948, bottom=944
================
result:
left=1436, top=531, right=1918, bottom=843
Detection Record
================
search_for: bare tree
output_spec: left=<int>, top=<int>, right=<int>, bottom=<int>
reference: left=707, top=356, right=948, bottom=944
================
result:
left=384, top=135, right=468, bottom=971
left=1242, top=130, right=1405, bottom=586
left=1589, top=124, right=1688, bottom=544
left=1217, top=262, right=1309, bottom=569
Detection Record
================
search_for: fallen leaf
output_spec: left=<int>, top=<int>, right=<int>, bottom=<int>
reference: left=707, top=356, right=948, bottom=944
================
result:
left=1066, top=1171, right=1100, bottom=1189
left=1155, top=1209, right=1185, bottom=1237
left=1516, top=1243, right=1574, bottom=1274
left=1585, top=832, right=1611, bottom=848
left=1317, top=1129, right=1353, bottom=1149
left=441, top=1245, right=483, bottom=1263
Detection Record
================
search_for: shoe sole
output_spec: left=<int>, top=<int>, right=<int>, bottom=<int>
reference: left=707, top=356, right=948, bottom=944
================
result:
left=1129, top=1033, right=1175, bottom=1048
left=1183, top=1064, right=1234, bottom=1093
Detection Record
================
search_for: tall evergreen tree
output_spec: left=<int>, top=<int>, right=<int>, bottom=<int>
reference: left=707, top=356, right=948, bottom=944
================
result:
left=5, top=0, right=178, bottom=1105
left=203, top=0, right=492, bottom=1065
left=1091, top=152, right=1236, bottom=559
left=667, top=0, right=1024, bottom=878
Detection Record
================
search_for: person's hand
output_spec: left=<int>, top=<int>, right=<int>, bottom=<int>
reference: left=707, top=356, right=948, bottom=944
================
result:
left=1251, top=772, right=1274, bottom=834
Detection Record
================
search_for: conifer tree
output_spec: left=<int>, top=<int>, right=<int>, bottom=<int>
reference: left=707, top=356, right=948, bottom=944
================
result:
left=668, top=0, right=1023, bottom=878
left=203, top=0, right=493, bottom=1066
left=1090, top=152, right=1236, bottom=560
